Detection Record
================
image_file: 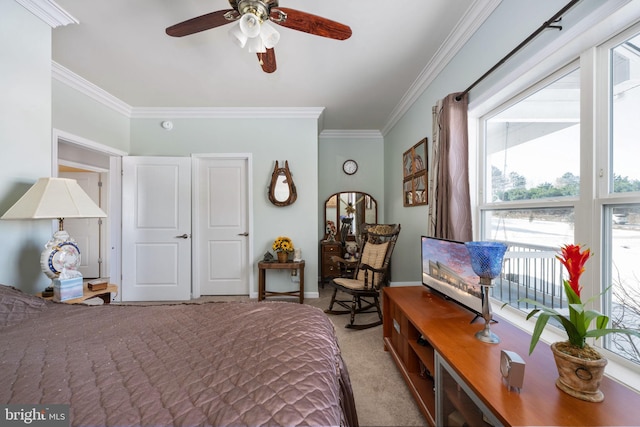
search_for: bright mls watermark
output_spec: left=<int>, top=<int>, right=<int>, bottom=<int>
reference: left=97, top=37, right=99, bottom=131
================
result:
left=1, top=405, right=69, bottom=426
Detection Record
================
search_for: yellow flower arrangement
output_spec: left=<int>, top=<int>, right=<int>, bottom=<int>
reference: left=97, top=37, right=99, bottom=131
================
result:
left=272, top=236, right=294, bottom=253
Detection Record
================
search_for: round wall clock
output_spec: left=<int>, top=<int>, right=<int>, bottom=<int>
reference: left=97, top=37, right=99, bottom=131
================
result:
left=342, top=159, right=358, bottom=175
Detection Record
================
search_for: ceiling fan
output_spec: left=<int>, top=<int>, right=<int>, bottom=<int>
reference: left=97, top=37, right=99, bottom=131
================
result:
left=166, top=0, right=352, bottom=73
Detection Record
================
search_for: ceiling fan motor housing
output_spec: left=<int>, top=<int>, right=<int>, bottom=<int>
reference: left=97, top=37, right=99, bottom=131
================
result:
left=236, top=0, right=276, bottom=23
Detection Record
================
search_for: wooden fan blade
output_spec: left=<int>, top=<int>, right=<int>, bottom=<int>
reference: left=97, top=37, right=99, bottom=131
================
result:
left=257, top=48, right=277, bottom=73
left=166, top=9, right=237, bottom=37
left=272, top=7, right=352, bottom=40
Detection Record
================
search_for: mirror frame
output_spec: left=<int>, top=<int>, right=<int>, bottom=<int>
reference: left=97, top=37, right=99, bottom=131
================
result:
left=268, top=160, right=297, bottom=207
left=324, top=191, right=377, bottom=241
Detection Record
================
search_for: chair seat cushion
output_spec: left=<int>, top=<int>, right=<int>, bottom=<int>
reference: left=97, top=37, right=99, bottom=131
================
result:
left=357, top=241, right=389, bottom=287
left=333, top=278, right=368, bottom=291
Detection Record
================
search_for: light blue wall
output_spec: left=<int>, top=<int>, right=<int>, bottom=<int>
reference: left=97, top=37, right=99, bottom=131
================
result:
left=52, top=80, right=130, bottom=151
left=130, top=117, right=320, bottom=293
left=318, top=134, right=385, bottom=238
left=0, top=2, right=54, bottom=293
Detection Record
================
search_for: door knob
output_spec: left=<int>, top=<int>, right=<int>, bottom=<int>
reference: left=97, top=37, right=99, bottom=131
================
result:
left=238, top=232, right=249, bottom=236
left=175, top=234, right=190, bottom=239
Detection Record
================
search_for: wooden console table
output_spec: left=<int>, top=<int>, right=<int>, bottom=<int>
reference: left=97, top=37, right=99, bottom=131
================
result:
left=383, top=286, right=640, bottom=426
left=258, top=260, right=305, bottom=304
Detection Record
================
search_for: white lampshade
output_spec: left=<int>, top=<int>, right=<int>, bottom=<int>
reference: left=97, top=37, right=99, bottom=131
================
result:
left=1, top=177, right=106, bottom=221
left=239, top=13, right=261, bottom=38
left=247, top=36, right=266, bottom=53
left=228, top=23, right=248, bottom=48
left=2, top=177, right=107, bottom=289
left=260, top=21, right=280, bottom=49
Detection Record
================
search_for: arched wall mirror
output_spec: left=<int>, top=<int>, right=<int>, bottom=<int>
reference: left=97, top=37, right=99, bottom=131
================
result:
left=324, top=192, right=377, bottom=241
left=268, top=160, right=297, bottom=206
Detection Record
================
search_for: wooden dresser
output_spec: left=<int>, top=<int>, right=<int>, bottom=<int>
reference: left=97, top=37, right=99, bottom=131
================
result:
left=320, top=241, right=342, bottom=284
left=383, top=286, right=640, bottom=426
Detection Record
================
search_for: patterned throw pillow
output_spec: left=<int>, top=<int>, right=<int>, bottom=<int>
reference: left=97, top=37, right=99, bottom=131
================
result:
left=356, top=241, right=389, bottom=287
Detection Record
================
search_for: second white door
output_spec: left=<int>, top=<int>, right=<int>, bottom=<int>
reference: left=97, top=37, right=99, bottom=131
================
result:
left=194, top=156, right=250, bottom=295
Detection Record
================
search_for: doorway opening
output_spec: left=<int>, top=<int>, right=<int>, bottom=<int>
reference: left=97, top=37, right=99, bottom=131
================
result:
left=52, top=129, right=126, bottom=298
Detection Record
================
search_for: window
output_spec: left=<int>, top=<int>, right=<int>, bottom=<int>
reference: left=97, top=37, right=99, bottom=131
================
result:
left=610, top=33, right=640, bottom=193
left=480, top=66, right=580, bottom=316
left=478, top=24, right=640, bottom=374
left=600, top=28, right=640, bottom=365
left=603, top=204, right=640, bottom=364
left=486, top=68, right=580, bottom=203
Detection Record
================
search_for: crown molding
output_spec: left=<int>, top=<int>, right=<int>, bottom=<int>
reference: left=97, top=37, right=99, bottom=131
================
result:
left=52, top=61, right=132, bottom=116
left=130, top=107, right=325, bottom=119
left=319, top=129, right=383, bottom=141
left=15, top=0, right=78, bottom=28
left=381, top=0, right=502, bottom=136
left=51, top=61, right=324, bottom=120
left=52, top=61, right=324, bottom=121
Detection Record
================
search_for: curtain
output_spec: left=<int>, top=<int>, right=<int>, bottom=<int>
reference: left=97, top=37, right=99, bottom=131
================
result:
left=428, top=100, right=442, bottom=236
left=428, top=92, right=472, bottom=241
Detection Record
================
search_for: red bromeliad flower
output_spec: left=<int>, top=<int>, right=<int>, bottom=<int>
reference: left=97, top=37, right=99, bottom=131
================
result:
left=556, top=244, right=591, bottom=298
left=514, top=242, right=640, bottom=354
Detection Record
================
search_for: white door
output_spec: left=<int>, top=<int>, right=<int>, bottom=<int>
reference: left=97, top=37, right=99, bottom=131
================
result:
left=59, top=172, right=101, bottom=278
left=121, top=157, right=191, bottom=301
left=195, top=156, right=250, bottom=295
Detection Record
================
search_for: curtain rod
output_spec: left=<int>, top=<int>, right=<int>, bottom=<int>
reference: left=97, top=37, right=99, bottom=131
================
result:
left=455, top=0, right=580, bottom=101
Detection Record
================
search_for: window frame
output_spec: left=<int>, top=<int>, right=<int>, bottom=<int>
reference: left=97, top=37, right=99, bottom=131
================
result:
left=596, top=23, right=640, bottom=369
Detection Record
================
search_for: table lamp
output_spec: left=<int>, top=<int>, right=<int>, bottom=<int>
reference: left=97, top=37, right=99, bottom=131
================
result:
left=1, top=177, right=107, bottom=294
left=465, top=241, right=508, bottom=344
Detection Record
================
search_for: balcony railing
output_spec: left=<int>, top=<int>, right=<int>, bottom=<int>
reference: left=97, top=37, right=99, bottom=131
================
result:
left=491, top=241, right=566, bottom=310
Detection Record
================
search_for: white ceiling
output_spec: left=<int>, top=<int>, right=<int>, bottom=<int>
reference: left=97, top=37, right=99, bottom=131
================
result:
left=50, top=0, right=493, bottom=133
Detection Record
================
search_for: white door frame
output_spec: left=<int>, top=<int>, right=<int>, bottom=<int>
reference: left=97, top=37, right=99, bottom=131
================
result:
left=191, top=153, right=254, bottom=299
left=52, top=129, right=126, bottom=301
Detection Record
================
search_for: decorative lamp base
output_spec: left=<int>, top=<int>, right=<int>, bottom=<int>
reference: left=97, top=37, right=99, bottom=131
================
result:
left=475, top=328, right=500, bottom=344
left=476, top=283, right=500, bottom=344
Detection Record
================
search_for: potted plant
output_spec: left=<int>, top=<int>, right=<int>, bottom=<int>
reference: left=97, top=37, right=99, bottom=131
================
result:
left=272, top=236, right=294, bottom=263
left=515, top=243, right=640, bottom=402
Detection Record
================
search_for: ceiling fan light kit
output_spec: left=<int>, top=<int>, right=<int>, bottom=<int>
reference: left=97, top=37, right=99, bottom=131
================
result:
left=228, top=25, right=249, bottom=48
left=260, top=21, right=280, bottom=49
left=166, top=0, right=352, bottom=73
left=239, top=12, right=262, bottom=38
left=231, top=17, right=281, bottom=53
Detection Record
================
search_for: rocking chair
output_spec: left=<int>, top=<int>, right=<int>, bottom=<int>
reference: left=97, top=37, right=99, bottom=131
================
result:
left=325, top=223, right=401, bottom=329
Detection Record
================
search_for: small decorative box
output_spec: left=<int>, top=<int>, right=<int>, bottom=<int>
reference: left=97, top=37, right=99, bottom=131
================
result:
left=53, top=277, right=84, bottom=302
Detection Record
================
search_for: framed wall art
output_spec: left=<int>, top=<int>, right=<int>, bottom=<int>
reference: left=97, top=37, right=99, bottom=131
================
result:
left=403, top=138, right=428, bottom=207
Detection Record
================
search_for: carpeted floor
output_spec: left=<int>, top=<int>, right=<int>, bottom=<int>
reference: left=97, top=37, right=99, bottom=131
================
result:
left=171, top=285, right=428, bottom=427
left=312, top=285, right=427, bottom=427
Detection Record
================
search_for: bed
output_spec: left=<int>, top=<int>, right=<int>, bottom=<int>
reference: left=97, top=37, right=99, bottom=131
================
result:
left=0, top=285, right=358, bottom=427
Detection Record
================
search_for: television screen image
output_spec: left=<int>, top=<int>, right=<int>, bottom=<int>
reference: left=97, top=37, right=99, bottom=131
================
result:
left=421, top=236, right=482, bottom=315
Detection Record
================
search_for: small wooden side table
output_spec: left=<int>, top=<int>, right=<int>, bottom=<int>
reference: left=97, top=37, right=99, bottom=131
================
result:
left=258, top=260, right=305, bottom=304
left=38, top=283, right=118, bottom=304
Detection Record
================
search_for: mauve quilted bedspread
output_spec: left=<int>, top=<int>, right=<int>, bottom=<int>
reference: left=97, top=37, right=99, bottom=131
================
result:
left=0, top=285, right=358, bottom=427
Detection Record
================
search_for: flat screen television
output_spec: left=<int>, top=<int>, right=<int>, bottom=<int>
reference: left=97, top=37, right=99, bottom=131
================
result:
left=421, top=236, right=482, bottom=316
